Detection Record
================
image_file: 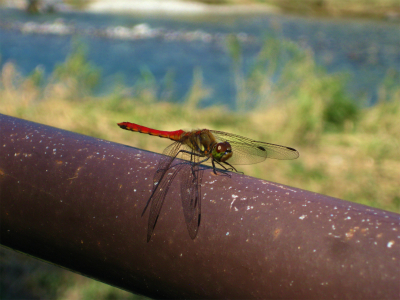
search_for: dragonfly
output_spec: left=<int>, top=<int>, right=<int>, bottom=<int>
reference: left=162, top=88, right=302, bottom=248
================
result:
left=118, top=122, right=299, bottom=241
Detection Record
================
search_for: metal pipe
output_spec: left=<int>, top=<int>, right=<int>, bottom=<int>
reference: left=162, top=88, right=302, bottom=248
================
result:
left=1, top=113, right=399, bottom=299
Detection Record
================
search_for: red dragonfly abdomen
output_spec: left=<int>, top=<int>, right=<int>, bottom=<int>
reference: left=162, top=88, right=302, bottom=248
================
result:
left=118, top=122, right=185, bottom=141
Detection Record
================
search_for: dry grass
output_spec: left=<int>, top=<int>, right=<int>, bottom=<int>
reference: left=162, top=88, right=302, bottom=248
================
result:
left=198, top=0, right=400, bottom=19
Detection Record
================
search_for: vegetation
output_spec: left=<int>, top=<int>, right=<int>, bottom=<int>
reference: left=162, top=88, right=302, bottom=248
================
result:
left=63, top=0, right=95, bottom=9
left=1, top=38, right=399, bottom=298
left=19, top=0, right=398, bottom=20
left=194, top=0, right=400, bottom=20
left=5, top=0, right=397, bottom=20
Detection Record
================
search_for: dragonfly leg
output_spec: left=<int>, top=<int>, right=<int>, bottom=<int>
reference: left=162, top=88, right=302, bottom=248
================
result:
left=175, top=150, right=210, bottom=181
left=220, top=161, right=243, bottom=174
left=178, top=149, right=203, bottom=156
left=143, top=148, right=208, bottom=216
left=211, top=159, right=232, bottom=177
left=190, top=155, right=210, bottom=182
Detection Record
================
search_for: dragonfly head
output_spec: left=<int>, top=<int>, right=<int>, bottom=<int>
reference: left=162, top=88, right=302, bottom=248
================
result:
left=212, top=141, right=232, bottom=162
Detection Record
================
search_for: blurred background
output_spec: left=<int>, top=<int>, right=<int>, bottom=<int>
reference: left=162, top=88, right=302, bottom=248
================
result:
left=1, top=0, right=399, bottom=298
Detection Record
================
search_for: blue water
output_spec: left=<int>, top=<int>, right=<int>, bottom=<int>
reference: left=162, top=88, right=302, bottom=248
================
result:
left=1, top=8, right=399, bottom=108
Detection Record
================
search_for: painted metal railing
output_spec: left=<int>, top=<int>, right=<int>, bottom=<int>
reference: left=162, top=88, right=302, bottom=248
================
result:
left=1, top=113, right=399, bottom=299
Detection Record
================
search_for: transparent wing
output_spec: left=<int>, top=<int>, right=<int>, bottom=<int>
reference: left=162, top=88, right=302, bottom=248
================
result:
left=146, top=162, right=186, bottom=242
left=161, top=141, right=205, bottom=164
left=210, top=130, right=299, bottom=165
left=153, top=141, right=198, bottom=189
left=144, top=141, right=188, bottom=242
left=180, top=162, right=203, bottom=240
left=156, top=142, right=185, bottom=178
left=145, top=141, right=205, bottom=241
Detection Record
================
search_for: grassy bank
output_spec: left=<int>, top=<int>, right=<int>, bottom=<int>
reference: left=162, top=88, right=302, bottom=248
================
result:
left=6, top=0, right=397, bottom=20
left=220, top=0, right=400, bottom=20
left=1, top=38, right=399, bottom=298
left=65, top=0, right=400, bottom=20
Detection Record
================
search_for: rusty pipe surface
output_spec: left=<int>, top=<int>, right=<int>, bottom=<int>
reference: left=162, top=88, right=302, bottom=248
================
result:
left=0, top=113, right=399, bottom=299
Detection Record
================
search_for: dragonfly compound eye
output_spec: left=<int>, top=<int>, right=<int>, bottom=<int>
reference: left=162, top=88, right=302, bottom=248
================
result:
left=216, top=142, right=232, bottom=162
left=216, top=142, right=229, bottom=153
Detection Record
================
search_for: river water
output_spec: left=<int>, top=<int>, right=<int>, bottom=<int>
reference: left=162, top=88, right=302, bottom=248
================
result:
left=1, top=8, right=399, bottom=108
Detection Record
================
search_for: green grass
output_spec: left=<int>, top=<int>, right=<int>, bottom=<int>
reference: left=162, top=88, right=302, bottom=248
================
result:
left=251, top=0, right=400, bottom=19
left=193, top=0, right=400, bottom=19
left=0, top=247, right=146, bottom=300
left=1, top=38, right=399, bottom=298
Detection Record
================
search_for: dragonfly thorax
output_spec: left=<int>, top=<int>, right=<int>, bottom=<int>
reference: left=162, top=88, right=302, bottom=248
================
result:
left=212, top=141, right=232, bottom=162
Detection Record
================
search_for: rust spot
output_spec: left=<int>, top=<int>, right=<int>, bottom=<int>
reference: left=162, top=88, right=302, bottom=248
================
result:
left=56, top=160, right=63, bottom=165
left=345, top=226, right=360, bottom=240
left=69, top=166, right=83, bottom=180
left=345, top=231, right=354, bottom=240
left=273, top=228, right=282, bottom=240
left=0, top=169, right=5, bottom=176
